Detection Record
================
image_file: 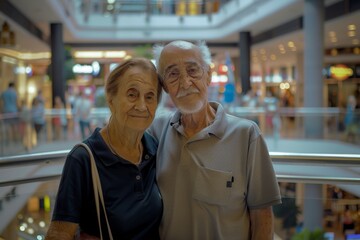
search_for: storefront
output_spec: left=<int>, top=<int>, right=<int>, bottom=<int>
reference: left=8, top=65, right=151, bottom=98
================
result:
left=324, top=63, right=360, bottom=108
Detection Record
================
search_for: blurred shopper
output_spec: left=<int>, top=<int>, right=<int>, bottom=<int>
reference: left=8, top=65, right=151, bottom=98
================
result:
left=264, top=90, right=281, bottom=146
left=241, top=89, right=260, bottom=125
left=75, top=90, right=93, bottom=140
left=19, top=99, right=33, bottom=151
left=0, top=82, right=19, bottom=142
left=343, top=208, right=355, bottom=236
left=53, top=96, right=68, bottom=140
left=34, top=90, right=45, bottom=105
left=150, top=40, right=281, bottom=240
left=31, top=96, right=46, bottom=144
left=344, top=95, right=357, bottom=142
left=46, top=58, right=163, bottom=240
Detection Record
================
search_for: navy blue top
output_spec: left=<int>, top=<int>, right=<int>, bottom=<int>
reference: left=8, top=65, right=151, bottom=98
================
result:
left=52, top=128, right=163, bottom=239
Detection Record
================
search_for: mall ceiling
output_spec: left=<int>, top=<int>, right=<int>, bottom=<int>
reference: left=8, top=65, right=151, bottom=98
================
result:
left=0, top=0, right=359, bottom=67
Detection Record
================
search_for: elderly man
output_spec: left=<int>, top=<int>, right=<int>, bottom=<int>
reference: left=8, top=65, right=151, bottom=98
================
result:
left=149, top=40, right=281, bottom=240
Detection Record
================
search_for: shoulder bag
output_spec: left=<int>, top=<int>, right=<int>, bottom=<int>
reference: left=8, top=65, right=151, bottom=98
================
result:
left=76, top=143, right=114, bottom=240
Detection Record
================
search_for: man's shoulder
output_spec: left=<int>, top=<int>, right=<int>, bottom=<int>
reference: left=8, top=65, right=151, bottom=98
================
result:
left=224, top=113, right=261, bottom=136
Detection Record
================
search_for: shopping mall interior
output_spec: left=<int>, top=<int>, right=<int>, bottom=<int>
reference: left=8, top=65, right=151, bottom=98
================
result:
left=0, top=0, right=360, bottom=239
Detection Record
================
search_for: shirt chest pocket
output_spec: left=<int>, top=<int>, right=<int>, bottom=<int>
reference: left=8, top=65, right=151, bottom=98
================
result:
left=193, top=166, right=233, bottom=206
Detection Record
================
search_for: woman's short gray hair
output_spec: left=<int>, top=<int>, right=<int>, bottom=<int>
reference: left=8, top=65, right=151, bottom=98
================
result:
left=153, top=40, right=212, bottom=70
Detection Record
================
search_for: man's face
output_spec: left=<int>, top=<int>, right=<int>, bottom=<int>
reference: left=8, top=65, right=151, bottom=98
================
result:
left=109, top=66, right=159, bottom=131
left=159, top=45, right=211, bottom=114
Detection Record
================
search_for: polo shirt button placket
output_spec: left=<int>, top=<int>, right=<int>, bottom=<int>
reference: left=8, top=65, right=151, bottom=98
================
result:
left=145, top=155, right=149, bottom=160
left=136, top=175, right=141, bottom=181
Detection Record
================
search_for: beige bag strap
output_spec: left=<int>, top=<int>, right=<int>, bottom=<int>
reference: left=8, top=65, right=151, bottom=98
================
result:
left=76, top=143, right=114, bottom=240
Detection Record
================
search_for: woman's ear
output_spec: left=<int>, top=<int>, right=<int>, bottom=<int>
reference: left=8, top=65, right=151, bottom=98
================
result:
left=206, top=67, right=212, bottom=86
left=107, top=97, right=114, bottom=112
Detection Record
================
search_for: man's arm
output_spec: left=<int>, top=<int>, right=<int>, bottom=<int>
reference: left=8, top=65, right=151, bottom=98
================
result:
left=45, top=221, right=78, bottom=240
left=249, top=206, right=274, bottom=240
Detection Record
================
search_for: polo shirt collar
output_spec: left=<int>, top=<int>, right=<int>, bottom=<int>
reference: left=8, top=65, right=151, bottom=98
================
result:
left=170, top=102, right=227, bottom=139
left=87, top=128, right=157, bottom=166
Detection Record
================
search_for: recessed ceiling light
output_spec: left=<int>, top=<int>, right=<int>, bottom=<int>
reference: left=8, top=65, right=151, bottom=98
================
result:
left=348, top=31, right=356, bottom=37
left=287, top=41, right=295, bottom=48
left=329, top=31, right=336, bottom=37
left=348, top=24, right=356, bottom=31
left=270, top=54, right=276, bottom=60
left=278, top=44, right=284, bottom=50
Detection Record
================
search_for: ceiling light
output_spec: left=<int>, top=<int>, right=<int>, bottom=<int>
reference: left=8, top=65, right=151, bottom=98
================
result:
left=348, top=31, right=356, bottom=37
left=104, top=51, right=126, bottom=58
left=270, top=54, right=276, bottom=60
left=348, top=24, right=356, bottom=31
left=329, top=31, right=336, bottom=37
left=260, top=49, right=266, bottom=54
left=74, top=51, right=104, bottom=58
left=287, top=41, right=295, bottom=48
left=39, top=221, right=46, bottom=228
left=278, top=44, right=284, bottom=50
left=352, top=39, right=359, bottom=45
left=27, top=217, right=34, bottom=223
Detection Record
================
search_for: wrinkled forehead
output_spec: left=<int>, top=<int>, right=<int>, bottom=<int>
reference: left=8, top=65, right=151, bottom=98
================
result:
left=159, top=45, right=203, bottom=74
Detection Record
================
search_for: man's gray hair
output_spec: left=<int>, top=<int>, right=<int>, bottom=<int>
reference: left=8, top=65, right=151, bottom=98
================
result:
left=153, top=40, right=212, bottom=70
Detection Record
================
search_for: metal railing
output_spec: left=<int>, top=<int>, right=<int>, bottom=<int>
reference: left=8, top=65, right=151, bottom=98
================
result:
left=1, top=151, right=360, bottom=187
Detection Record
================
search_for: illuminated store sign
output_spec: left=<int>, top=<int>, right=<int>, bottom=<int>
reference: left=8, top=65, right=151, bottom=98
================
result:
left=72, top=61, right=101, bottom=75
left=330, top=64, right=353, bottom=80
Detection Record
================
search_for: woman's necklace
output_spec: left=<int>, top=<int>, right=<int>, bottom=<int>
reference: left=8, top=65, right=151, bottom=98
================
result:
left=106, top=126, right=143, bottom=165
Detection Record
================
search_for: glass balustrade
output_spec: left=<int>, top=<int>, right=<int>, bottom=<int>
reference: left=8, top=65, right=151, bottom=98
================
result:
left=0, top=178, right=359, bottom=239
left=2, top=106, right=359, bottom=157
left=1, top=151, right=359, bottom=239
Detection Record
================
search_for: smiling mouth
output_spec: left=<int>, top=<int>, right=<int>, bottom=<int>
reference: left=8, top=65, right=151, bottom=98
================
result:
left=177, top=92, right=198, bottom=98
left=129, top=115, right=149, bottom=118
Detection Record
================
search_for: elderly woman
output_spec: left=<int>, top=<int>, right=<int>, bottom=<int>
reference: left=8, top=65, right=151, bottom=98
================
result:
left=46, top=58, right=163, bottom=239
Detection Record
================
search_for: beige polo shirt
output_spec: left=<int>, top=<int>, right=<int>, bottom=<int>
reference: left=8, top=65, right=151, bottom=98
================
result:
left=148, top=102, right=281, bottom=240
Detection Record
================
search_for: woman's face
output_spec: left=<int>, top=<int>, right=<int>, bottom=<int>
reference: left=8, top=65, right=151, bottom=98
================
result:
left=109, top=66, right=159, bottom=131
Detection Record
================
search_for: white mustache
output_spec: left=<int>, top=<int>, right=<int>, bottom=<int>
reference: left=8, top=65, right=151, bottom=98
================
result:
left=176, top=88, right=200, bottom=98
